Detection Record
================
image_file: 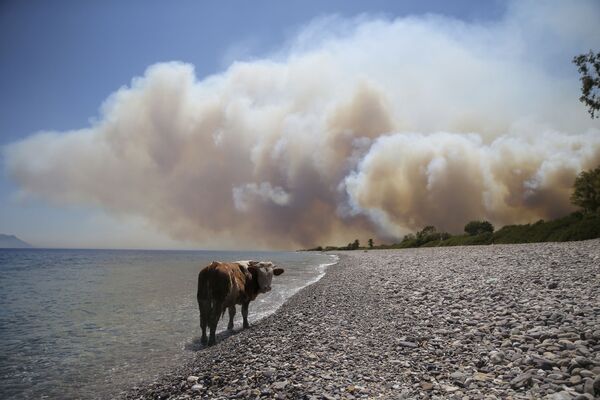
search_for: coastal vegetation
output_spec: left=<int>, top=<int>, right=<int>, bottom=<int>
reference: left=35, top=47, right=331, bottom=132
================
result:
left=307, top=165, right=600, bottom=251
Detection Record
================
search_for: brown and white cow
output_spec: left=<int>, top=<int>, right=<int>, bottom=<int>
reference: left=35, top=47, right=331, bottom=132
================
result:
left=196, top=260, right=284, bottom=345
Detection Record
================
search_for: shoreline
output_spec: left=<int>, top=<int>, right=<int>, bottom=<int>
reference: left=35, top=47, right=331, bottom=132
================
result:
left=124, top=240, right=600, bottom=399
left=122, top=255, right=340, bottom=398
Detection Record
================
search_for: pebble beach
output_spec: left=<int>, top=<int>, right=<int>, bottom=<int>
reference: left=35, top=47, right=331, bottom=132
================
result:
left=125, top=240, right=600, bottom=400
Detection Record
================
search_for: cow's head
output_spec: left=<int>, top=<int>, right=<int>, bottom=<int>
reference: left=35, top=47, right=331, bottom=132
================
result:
left=248, top=261, right=284, bottom=293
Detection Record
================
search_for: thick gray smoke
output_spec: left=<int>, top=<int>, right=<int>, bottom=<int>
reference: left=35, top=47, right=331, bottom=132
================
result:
left=4, top=1, right=600, bottom=248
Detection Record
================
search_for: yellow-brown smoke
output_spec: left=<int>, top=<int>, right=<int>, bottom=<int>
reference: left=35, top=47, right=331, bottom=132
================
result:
left=4, top=2, right=600, bottom=248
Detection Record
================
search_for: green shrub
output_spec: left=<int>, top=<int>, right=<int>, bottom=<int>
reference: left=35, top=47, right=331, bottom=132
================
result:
left=464, top=220, right=494, bottom=236
left=439, top=232, right=493, bottom=246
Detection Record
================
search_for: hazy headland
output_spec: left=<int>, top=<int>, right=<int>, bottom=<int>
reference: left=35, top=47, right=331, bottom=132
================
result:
left=0, top=234, right=32, bottom=249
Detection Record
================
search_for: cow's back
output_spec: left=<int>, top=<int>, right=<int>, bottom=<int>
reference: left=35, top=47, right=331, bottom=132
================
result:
left=197, top=262, right=247, bottom=307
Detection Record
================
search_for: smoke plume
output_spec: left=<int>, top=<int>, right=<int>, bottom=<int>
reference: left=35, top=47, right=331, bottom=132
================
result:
left=4, top=1, right=600, bottom=248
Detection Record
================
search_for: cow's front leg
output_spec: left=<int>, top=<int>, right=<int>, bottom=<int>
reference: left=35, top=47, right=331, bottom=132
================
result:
left=242, top=301, right=250, bottom=329
left=227, top=306, right=236, bottom=330
left=208, top=303, right=222, bottom=346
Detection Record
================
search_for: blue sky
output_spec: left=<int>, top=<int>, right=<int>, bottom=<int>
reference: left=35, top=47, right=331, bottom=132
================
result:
left=0, top=1, right=504, bottom=145
left=2, top=1, right=597, bottom=249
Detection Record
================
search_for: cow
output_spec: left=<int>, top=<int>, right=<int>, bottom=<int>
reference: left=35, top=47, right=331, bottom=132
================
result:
left=196, top=260, right=284, bottom=345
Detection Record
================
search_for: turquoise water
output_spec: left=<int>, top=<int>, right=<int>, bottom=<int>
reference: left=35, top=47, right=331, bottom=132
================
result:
left=0, top=249, right=335, bottom=399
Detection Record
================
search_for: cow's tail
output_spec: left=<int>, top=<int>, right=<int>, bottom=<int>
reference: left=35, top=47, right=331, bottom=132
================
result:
left=197, top=266, right=213, bottom=314
left=197, top=262, right=227, bottom=319
left=197, top=269, right=208, bottom=303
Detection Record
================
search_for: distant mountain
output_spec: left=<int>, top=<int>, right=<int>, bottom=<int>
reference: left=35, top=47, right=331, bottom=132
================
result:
left=0, top=234, right=33, bottom=248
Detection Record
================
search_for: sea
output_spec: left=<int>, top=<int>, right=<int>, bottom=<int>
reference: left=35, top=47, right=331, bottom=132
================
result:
left=0, top=248, right=336, bottom=399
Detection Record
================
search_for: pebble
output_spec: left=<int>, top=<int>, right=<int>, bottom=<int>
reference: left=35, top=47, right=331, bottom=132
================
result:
left=397, top=341, right=418, bottom=348
left=546, top=391, right=574, bottom=400
left=490, top=350, right=505, bottom=364
left=124, top=240, right=600, bottom=400
left=533, top=356, right=555, bottom=370
left=591, top=376, right=600, bottom=395
left=190, top=384, right=203, bottom=392
left=511, top=372, right=532, bottom=389
left=272, top=380, right=288, bottom=390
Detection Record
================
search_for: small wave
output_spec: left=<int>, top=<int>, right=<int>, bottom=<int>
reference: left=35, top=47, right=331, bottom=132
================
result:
left=255, top=253, right=339, bottom=315
left=305, top=254, right=339, bottom=286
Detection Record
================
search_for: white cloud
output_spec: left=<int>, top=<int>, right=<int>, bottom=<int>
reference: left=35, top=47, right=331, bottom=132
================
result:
left=233, top=182, right=291, bottom=211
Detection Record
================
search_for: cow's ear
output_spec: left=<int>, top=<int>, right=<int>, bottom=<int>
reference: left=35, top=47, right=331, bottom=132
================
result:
left=248, top=265, right=259, bottom=277
left=248, top=260, right=259, bottom=267
left=273, top=268, right=284, bottom=276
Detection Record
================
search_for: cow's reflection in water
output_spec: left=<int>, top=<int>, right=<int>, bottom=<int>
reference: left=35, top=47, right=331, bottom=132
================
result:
left=196, top=260, right=284, bottom=346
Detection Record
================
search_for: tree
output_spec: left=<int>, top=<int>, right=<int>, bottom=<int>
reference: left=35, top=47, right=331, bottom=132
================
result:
left=351, top=239, right=360, bottom=250
left=571, top=166, right=600, bottom=213
left=402, top=233, right=416, bottom=242
left=464, top=220, right=495, bottom=236
left=368, top=238, right=374, bottom=248
left=416, top=226, right=437, bottom=245
left=416, top=226, right=436, bottom=241
left=573, top=51, right=600, bottom=118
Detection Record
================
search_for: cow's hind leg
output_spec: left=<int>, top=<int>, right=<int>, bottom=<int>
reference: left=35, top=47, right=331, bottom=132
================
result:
left=227, top=306, right=236, bottom=330
left=242, top=301, right=250, bottom=329
left=199, top=301, right=208, bottom=345
left=208, top=302, right=222, bottom=346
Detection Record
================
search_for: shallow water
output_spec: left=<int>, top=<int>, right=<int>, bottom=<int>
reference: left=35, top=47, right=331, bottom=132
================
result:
left=0, top=248, right=335, bottom=399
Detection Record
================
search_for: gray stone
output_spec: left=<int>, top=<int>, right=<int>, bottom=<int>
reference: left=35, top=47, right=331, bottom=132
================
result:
left=511, top=372, right=532, bottom=389
left=593, top=376, right=600, bottom=395
left=272, top=380, right=288, bottom=390
left=442, top=384, right=460, bottom=392
left=397, top=341, right=418, bottom=348
left=582, top=378, right=594, bottom=395
left=473, top=372, right=492, bottom=382
left=490, top=350, right=505, bottom=364
left=578, top=369, right=594, bottom=378
left=558, top=339, right=575, bottom=350
left=190, top=384, right=204, bottom=392
left=533, top=356, right=555, bottom=370
left=573, top=395, right=594, bottom=400
left=449, top=371, right=467, bottom=386
left=574, top=357, right=592, bottom=367
left=548, top=373, right=565, bottom=380
left=545, top=391, right=573, bottom=400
